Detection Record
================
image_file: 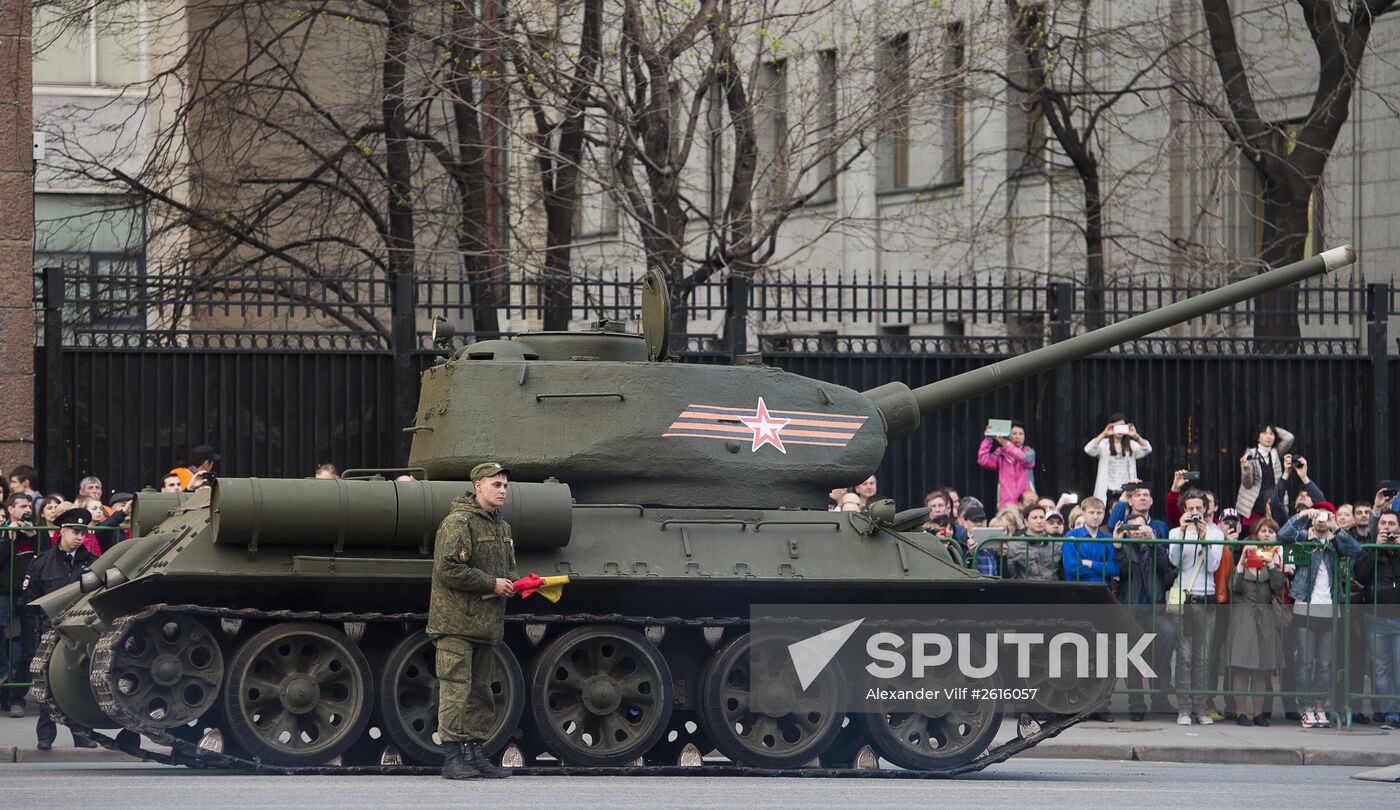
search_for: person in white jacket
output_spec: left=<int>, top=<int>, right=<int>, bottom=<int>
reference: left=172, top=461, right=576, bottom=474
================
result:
left=1084, top=413, right=1152, bottom=502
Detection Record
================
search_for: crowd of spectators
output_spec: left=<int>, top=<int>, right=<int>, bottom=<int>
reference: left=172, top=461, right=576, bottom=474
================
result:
left=828, top=417, right=1400, bottom=730
left=0, top=449, right=357, bottom=746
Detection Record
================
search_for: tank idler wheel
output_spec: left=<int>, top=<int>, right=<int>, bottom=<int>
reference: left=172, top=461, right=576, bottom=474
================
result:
left=221, top=622, right=373, bottom=767
left=698, top=632, right=847, bottom=769
left=376, top=630, right=525, bottom=765
left=528, top=625, right=674, bottom=767
left=102, top=614, right=225, bottom=728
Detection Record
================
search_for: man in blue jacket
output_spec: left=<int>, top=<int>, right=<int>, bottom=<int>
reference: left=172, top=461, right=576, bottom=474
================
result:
left=1063, top=497, right=1118, bottom=583
left=1108, top=481, right=1169, bottom=538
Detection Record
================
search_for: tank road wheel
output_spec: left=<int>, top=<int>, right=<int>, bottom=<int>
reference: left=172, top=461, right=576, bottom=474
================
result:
left=857, top=695, right=1001, bottom=771
left=528, top=625, right=674, bottom=766
left=698, top=632, right=847, bottom=769
left=221, top=622, right=373, bottom=767
left=1023, top=649, right=1115, bottom=715
left=377, top=630, right=525, bottom=765
left=99, top=614, right=225, bottom=728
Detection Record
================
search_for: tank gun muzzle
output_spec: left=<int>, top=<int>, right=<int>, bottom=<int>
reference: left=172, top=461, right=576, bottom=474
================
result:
left=865, top=246, right=1356, bottom=437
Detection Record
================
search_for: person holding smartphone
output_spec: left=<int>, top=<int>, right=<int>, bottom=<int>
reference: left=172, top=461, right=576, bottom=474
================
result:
left=1084, top=413, right=1152, bottom=503
left=1279, top=501, right=1363, bottom=728
left=1228, top=519, right=1285, bottom=726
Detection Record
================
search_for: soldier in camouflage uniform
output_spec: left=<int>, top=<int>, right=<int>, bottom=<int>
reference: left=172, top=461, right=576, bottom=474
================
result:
left=428, top=462, right=518, bottom=780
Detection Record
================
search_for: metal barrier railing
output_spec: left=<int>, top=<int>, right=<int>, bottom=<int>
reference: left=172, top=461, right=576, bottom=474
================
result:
left=966, top=533, right=1356, bottom=723
left=2, top=523, right=127, bottom=700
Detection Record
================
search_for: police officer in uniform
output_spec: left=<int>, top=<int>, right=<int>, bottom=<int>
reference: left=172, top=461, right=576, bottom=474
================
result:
left=428, top=462, right=517, bottom=780
left=22, top=506, right=100, bottom=750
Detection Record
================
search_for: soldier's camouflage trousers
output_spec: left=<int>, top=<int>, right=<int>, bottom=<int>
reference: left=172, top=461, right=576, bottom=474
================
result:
left=434, top=635, right=497, bottom=743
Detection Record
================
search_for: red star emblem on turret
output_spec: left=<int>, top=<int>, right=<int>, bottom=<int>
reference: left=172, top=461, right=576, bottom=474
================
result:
left=737, top=396, right=790, bottom=454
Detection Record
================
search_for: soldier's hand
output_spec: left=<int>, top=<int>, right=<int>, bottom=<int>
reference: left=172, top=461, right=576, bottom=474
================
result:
left=493, top=578, right=515, bottom=598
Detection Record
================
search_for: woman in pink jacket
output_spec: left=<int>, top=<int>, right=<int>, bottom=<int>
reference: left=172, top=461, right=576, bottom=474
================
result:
left=978, top=420, right=1037, bottom=509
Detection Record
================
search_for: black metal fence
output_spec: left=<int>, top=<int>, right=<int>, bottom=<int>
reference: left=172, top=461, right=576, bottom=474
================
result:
left=36, top=264, right=1376, bottom=348
left=29, top=265, right=1396, bottom=515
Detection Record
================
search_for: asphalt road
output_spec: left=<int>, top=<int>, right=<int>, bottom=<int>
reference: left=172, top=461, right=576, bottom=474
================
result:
left=0, top=760, right=1391, bottom=808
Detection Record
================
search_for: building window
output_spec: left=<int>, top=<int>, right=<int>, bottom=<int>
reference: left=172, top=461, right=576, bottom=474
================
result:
left=34, top=195, right=146, bottom=326
left=876, top=33, right=910, bottom=191
left=760, top=59, right=789, bottom=199
left=1009, top=4, right=1047, bottom=174
left=943, top=22, right=966, bottom=184
left=32, top=2, right=143, bottom=87
left=814, top=49, right=838, bottom=202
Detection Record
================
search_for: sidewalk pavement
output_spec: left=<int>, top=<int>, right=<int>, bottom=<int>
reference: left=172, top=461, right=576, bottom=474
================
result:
left=2, top=705, right=1397, bottom=767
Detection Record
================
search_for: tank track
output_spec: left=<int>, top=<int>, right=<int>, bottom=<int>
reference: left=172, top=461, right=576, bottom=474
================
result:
left=68, top=603, right=1090, bottom=777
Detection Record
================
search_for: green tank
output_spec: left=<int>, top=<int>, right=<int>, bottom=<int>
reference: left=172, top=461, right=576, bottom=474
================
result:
left=29, top=246, right=1355, bottom=775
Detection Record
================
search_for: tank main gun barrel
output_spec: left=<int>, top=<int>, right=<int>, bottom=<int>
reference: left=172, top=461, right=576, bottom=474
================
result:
left=864, top=246, right=1356, bottom=437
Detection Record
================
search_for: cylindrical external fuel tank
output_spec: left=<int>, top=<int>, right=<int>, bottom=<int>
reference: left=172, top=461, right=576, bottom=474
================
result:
left=208, top=478, right=573, bottom=549
left=131, top=490, right=189, bottom=537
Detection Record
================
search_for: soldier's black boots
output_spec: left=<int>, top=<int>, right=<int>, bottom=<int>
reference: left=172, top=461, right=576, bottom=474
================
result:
left=468, top=742, right=511, bottom=778
left=441, top=742, right=480, bottom=780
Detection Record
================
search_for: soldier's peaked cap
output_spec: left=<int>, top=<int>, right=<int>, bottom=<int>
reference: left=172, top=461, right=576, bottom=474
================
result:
left=56, top=507, right=92, bottom=528
left=470, top=462, right=511, bottom=481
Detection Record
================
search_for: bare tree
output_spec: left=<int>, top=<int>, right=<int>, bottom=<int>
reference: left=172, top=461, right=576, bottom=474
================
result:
left=36, top=0, right=509, bottom=335
left=1192, top=0, right=1396, bottom=337
left=1002, top=1, right=1184, bottom=327
left=508, top=0, right=966, bottom=337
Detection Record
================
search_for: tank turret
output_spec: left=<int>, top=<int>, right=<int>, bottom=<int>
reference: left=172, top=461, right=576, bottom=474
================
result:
left=409, top=246, right=1356, bottom=509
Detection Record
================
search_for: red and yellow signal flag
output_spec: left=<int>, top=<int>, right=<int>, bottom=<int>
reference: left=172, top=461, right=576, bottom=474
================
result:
left=512, top=573, right=570, bottom=602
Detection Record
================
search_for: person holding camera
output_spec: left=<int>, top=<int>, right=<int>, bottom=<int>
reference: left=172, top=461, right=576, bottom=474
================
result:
left=1228, top=518, right=1285, bottom=726
left=1268, top=453, right=1325, bottom=525
left=978, top=420, right=1037, bottom=510
left=1112, top=514, right=1177, bottom=720
left=1354, top=509, right=1400, bottom=728
left=1168, top=490, right=1224, bottom=725
left=1235, top=424, right=1295, bottom=521
left=1084, top=414, right=1153, bottom=503
left=1108, top=481, right=1169, bottom=537
left=1278, top=501, right=1362, bottom=728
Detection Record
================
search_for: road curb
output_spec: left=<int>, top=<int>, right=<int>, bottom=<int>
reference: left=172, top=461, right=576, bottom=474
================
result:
left=1304, top=749, right=1400, bottom=767
left=1021, top=743, right=1392, bottom=767
left=1020, top=743, right=1136, bottom=762
left=1133, top=745, right=1304, bottom=765
left=3, top=745, right=14, bottom=763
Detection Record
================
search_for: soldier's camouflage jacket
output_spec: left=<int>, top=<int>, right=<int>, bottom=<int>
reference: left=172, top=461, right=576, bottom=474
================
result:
left=427, top=494, right=518, bottom=644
